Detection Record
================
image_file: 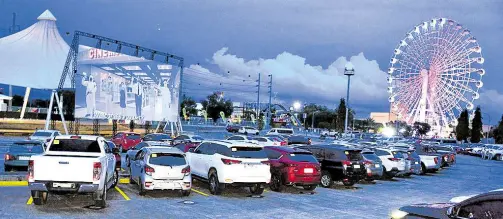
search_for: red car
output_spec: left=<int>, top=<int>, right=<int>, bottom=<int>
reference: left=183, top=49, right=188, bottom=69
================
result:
left=264, top=146, right=321, bottom=192
left=174, top=142, right=201, bottom=153
left=111, top=132, right=142, bottom=151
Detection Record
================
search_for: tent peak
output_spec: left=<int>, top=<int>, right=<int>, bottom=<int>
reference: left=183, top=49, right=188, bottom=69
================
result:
left=37, top=10, right=56, bottom=21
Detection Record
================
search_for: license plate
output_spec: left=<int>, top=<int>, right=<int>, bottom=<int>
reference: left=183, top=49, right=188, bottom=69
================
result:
left=304, top=168, right=313, bottom=174
left=353, top=165, right=360, bottom=169
left=53, top=183, right=73, bottom=188
left=375, top=164, right=380, bottom=168
left=18, top=156, right=30, bottom=160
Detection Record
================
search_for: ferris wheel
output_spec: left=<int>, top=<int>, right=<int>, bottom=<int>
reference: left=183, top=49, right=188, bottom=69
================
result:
left=388, top=18, right=484, bottom=129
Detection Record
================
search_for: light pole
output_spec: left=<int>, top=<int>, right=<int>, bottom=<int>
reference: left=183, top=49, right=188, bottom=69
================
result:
left=344, top=62, right=355, bottom=134
left=483, top=113, right=491, bottom=143
left=311, top=111, right=319, bottom=129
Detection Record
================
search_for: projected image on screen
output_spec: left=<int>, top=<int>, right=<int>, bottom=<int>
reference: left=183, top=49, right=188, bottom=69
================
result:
left=75, top=45, right=180, bottom=122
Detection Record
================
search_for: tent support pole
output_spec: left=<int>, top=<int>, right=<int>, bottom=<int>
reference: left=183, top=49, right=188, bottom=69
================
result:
left=155, top=121, right=161, bottom=133
left=44, top=90, right=55, bottom=130
left=20, top=87, right=31, bottom=119
left=54, top=91, right=68, bottom=134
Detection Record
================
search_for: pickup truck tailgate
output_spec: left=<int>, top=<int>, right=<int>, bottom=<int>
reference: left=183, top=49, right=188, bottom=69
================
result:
left=34, top=155, right=99, bottom=182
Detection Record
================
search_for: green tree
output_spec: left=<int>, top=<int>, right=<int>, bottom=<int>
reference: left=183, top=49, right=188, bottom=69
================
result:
left=336, top=98, right=346, bottom=132
left=12, top=95, right=24, bottom=106
left=413, top=122, right=431, bottom=137
left=470, top=107, right=483, bottom=143
left=493, top=115, right=503, bottom=144
left=201, top=92, right=233, bottom=122
left=403, top=125, right=413, bottom=137
left=180, top=95, right=198, bottom=117
left=455, top=109, right=470, bottom=142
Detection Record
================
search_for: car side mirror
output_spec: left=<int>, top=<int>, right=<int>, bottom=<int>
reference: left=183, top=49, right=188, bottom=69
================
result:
left=113, top=148, right=120, bottom=154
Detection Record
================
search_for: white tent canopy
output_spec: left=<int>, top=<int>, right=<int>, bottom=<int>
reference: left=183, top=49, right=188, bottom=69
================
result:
left=0, top=10, right=70, bottom=89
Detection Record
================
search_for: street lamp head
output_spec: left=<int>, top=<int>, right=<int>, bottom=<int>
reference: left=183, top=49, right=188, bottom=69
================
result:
left=293, top=101, right=301, bottom=111
left=344, top=62, right=355, bottom=76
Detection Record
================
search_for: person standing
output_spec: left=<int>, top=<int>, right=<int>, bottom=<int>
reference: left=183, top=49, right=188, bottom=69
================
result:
left=81, top=72, right=97, bottom=117
left=160, top=79, right=171, bottom=120
left=105, top=76, right=114, bottom=114
left=132, top=77, right=143, bottom=117
left=119, top=81, right=127, bottom=116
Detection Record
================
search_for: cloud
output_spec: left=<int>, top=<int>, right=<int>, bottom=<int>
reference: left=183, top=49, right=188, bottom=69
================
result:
left=478, top=89, right=503, bottom=120
left=183, top=47, right=389, bottom=112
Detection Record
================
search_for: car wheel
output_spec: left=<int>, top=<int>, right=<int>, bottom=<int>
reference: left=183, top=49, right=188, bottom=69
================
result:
left=94, top=180, right=107, bottom=208
left=31, top=191, right=48, bottom=205
left=495, top=154, right=502, bottom=161
left=255, top=132, right=259, bottom=135
left=111, top=170, right=119, bottom=188
left=139, top=178, right=146, bottom=196
left=269, top=173, right=284, bottom=192
left=249, top=184, right=265, bottom=195
left=320, top=170, right=333, bottom=188
left=181, top=190, right=191, bottom=197
left=420, top=163, right=426, bottom=175
left=342, top=179, right=355, bottom=186
left=208, top=170, right=223, bottom=195
left=382, top=167, right=393, bottom=179
left=4, top=165, right=13, bottom=172
left=303, top=185, right=317, bottom=191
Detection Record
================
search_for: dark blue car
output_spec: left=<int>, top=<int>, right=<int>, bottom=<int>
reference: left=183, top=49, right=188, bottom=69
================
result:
left=4, top=141, right=45, bottom=171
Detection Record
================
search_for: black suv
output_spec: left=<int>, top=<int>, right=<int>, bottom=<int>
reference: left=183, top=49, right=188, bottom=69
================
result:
left=297, top=144, right=366, bottom=187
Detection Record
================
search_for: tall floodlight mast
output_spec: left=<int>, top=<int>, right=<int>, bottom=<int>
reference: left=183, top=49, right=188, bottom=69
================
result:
left=388, top=18, right=485, bottom=136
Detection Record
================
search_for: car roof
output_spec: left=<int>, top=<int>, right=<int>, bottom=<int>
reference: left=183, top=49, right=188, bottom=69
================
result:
left=118, top=132, right=140, bottom=134
left=34, top=130, right=59, bottom=132
left=54, top=135, right=102, bottom=140
left=265, top=146, right=310, bottom=153
left=13, top=140, right=44, bottom=145
left=309, top=144, right=362, bottom=151
left=144, top=146, right=184, bottom=154
left=203, top=140, right=262, bottom=148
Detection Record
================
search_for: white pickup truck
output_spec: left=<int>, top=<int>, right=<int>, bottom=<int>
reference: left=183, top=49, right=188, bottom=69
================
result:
left=28, top=135, right=118, bottom=208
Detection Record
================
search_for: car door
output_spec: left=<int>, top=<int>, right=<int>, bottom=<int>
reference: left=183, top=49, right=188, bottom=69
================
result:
left=264, top=148, right=283, bottom=174
left=103, top=141, right=115, bottom=183
left=131, top=150, right=145, bottom=180
left=189, top=143, right=208, bottom=177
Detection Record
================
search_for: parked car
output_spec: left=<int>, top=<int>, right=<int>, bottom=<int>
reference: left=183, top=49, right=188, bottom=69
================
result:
left=4, top=141, right=45, bottom=172
left=142, top=133, right=172, bottom=146
left=391, top=190, right=503, bottom=219
left=226, top=135, right=259, bottom=144
left=226, top=125, right=240, bottom=133
left=264, top=146, right=320, bottom=192
left=287, top=135, right=311, bottom=145
left=405, top=149, right=422, bottom=175
left=266, top=128, right=294, bottom=136
left=482, top=144, right=503, bottom=160
left=111, top=132, right=142, bottom=152
left=128, top=147, right=191, bottom=196
left=265, top=134, right=288, bottom=145
left=174, top=142, right=201, bottom=153
left=28, top=135, right=118, bottom=207
left=374, top=148, right=408, bottom=179
left=238, top=126, right=260, bottom=135
left=254, top=136, right=283, bottom=146
left=28, top=130, right=61, bottom=146
left=186, top=140, right=271, bottom=195
left=171, top=134, right=204, bottom=145
left=297, top=144, right=366, bottom=187
left=431, top=146, right=456, bottom=167
left=106, top=141, right=122, bottom=171
left=126, top=142, right=150, bottom=167
left=415, top=145, right=442, bottom=173
left=360, top=150, right=383, bottom=181
left=320, top=130, right=337, bottom=137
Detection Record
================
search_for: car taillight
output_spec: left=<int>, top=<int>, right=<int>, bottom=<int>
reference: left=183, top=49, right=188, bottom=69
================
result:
left=28, top=160, right=34, bottom=180
left=145, top=165, right=155, bottom=175
left=261, top=160, right=270, bottom=166
left=342, top=160, right=352, bottom=166
left=93, top=162, right=102, bottom=181
left=434, top=157, right=438, bottom=164
left=388, top=158, right=400, bottom=162
left=363, top=160, right=372, bottom=165
left=280, top=141, right=287, bottom=146
left=181, top=166, right=191, bottom=175
left=4, top=154, right=13, bottom=161
left=221, top=158, right=242, bottom=165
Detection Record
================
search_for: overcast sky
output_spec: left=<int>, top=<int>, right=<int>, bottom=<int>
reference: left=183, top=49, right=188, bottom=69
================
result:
left=0, top=0, right=502, bottom=123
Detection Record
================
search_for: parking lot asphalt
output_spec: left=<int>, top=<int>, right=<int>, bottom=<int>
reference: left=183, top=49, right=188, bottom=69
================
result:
left=0, top=155, right=501, bottom=219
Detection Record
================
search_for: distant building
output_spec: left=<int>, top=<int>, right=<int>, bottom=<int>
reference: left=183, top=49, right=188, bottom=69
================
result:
left=370, top=112, right=398, bottom=124
left=0, top=94, right=12, bottom=111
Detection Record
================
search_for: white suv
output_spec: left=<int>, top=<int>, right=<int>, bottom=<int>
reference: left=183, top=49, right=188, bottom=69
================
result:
left=238, top=126, right=260, bottom=135
left=483, top=145, right=503, bottom=160
left=374, top=148, right=408, bottom=178
left=186, top=140, right=271, bottom=195
left=266, top=128, right=294, bottom=136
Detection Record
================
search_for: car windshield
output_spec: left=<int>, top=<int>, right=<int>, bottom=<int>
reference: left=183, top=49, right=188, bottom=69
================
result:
left=362, top=152, right=380, bottom=161
left=49, top=139, right=101, bottom=153
left=32, top=132, right=52, bottom=137
left=392, top=151, right=405, bottom=159
left=436, top=146, right=454, bottom=152
left=277, top=129, right=293, bottom=134
left=144, top=134, right=171, bottom=141
left=9, top=143, right=44, bottom=153
left=288, top=152, right=318, bottom=163
left=228, top=147, right=267, bottom=158
left=255, top=138, right=267, bottom=142
left=126, top=134, right=141, bottom=140
left=149, top=153, right=186, bottom=166
left=245, top=127, right=255, bottom=130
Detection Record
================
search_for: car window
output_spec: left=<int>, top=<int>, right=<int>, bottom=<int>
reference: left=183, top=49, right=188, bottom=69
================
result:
left=206, top=143, right=218, bottom=155
left=362, top=152, right=379, bottom=161
left=134, top=142, right=147, bottom=150
left=114, top=133, right=123, bottom=138
left=392, top=151, right=404, bottom=159
left=215, top=144, right=230, bottom=156
left=375, top=149, right=389, bottom=156
left=228, top=136, right=243, bottom=140
left=32, top=131, right=53, bottom=137
left=144, top=134, right=171, bottom=141
left=49, top=139, right=102, bottom=153
left=175, top=144, right=186, bottom=152
left=10, top=142, right=44, bottom=153
left=192, top=136, right=204, bottom=141
left=220, top=146, right=267, bottom=158
left=126, top=133, right=141, bottom=140
left=54, top=132, right=60, bottom=136
left=254, top=138, right=267, bottom=142
left=277, top=129, right=293, bottom=134
left=195, top=143, right=209, bottom=154
left=148, top=153, right=186, bottom=166
left=264, top=148, right=282, bottom=159
left=136, top=150, right=145, bottom=160
left=288, top=152, right=318, bottom=163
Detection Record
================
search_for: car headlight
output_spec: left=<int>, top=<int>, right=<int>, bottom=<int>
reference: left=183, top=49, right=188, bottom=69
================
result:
left=390, top=209, right=408, bottom=219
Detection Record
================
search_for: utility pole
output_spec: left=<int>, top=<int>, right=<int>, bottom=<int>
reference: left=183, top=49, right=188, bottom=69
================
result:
left=256, top=73, right=261, bottom=117
left=267, top=74, right=272, bottom=129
